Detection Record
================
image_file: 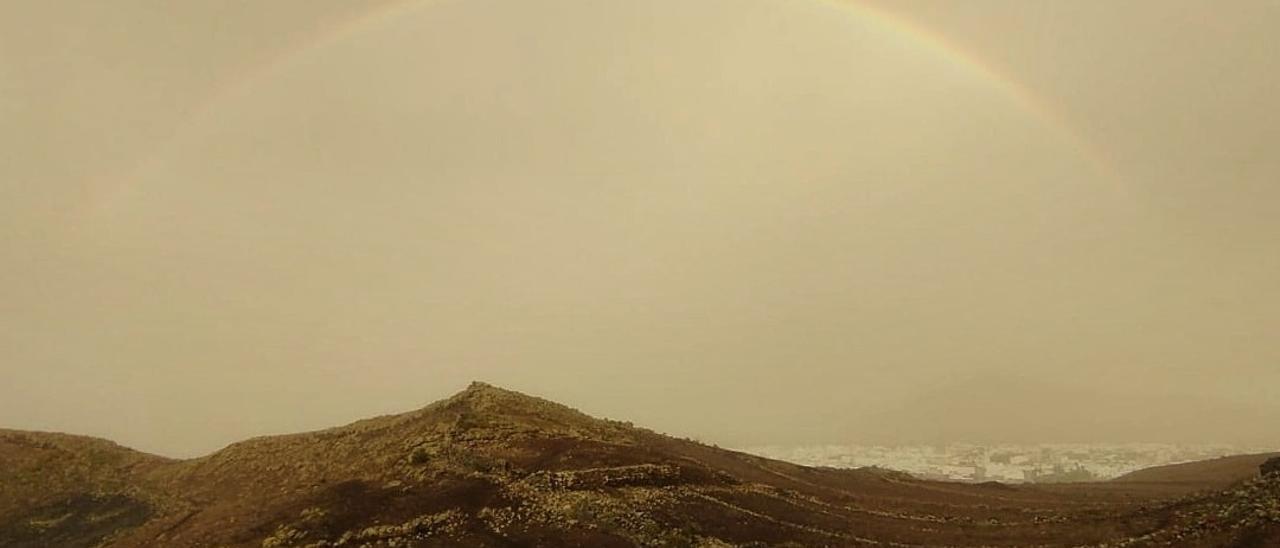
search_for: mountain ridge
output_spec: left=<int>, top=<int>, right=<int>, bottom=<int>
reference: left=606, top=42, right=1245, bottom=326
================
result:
left=2, top=382, right=1278, bottom=547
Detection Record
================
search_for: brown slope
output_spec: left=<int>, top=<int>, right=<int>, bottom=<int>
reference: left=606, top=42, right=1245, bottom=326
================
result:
left=1113, top=453, right=1279, bottom=490
left=3, top=382, right=1278, bottom=547
left=0, top=429, right=173, bottom=548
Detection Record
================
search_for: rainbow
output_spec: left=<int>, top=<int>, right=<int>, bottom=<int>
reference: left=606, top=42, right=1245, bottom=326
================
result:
left=90, top=0, right=1122, bottom=213
left=830, top=1, right=1119, bottom=184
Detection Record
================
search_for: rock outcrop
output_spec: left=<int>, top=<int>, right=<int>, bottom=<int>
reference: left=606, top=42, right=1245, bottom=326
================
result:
left=1263, top=456, right=1280, bottom=478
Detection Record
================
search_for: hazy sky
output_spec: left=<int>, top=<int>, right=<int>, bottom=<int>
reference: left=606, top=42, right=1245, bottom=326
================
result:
left=2, top=0, right=1277, bottom=457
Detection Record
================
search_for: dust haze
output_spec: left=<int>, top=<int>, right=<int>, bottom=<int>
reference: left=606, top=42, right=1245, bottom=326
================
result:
left=2, top=0, right=1277, bottom=457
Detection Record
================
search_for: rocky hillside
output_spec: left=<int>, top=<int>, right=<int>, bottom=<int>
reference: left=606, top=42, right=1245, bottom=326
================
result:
left=0, top=429, right=172, bottom=547
left=2, top=382, right=1277, bottom=547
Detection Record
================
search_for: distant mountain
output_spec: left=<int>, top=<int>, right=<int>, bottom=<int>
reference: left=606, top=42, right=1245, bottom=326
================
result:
left=2, top=382, right=1278, bottom=547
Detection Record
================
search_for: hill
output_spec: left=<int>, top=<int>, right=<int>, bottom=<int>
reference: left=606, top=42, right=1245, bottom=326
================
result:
left=1114, top=453, right=1280, bottom=489
left=0, top=429, right=172, bottom=547
left=2, top=382, right=1278, bottom=547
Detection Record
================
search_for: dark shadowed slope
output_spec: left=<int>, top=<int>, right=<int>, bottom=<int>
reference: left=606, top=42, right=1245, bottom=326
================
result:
left=2, top=382, right=1278, bottom=547
left=0, top=430, right=172, bottom=548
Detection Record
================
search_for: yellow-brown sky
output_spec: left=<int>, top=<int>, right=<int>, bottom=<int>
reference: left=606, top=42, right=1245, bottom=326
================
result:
left=2, top=0, right=1277, bottom=457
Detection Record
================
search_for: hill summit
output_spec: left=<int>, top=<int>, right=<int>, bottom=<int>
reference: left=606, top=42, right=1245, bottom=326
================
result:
left=2, top=382, right=1278, bottom=547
